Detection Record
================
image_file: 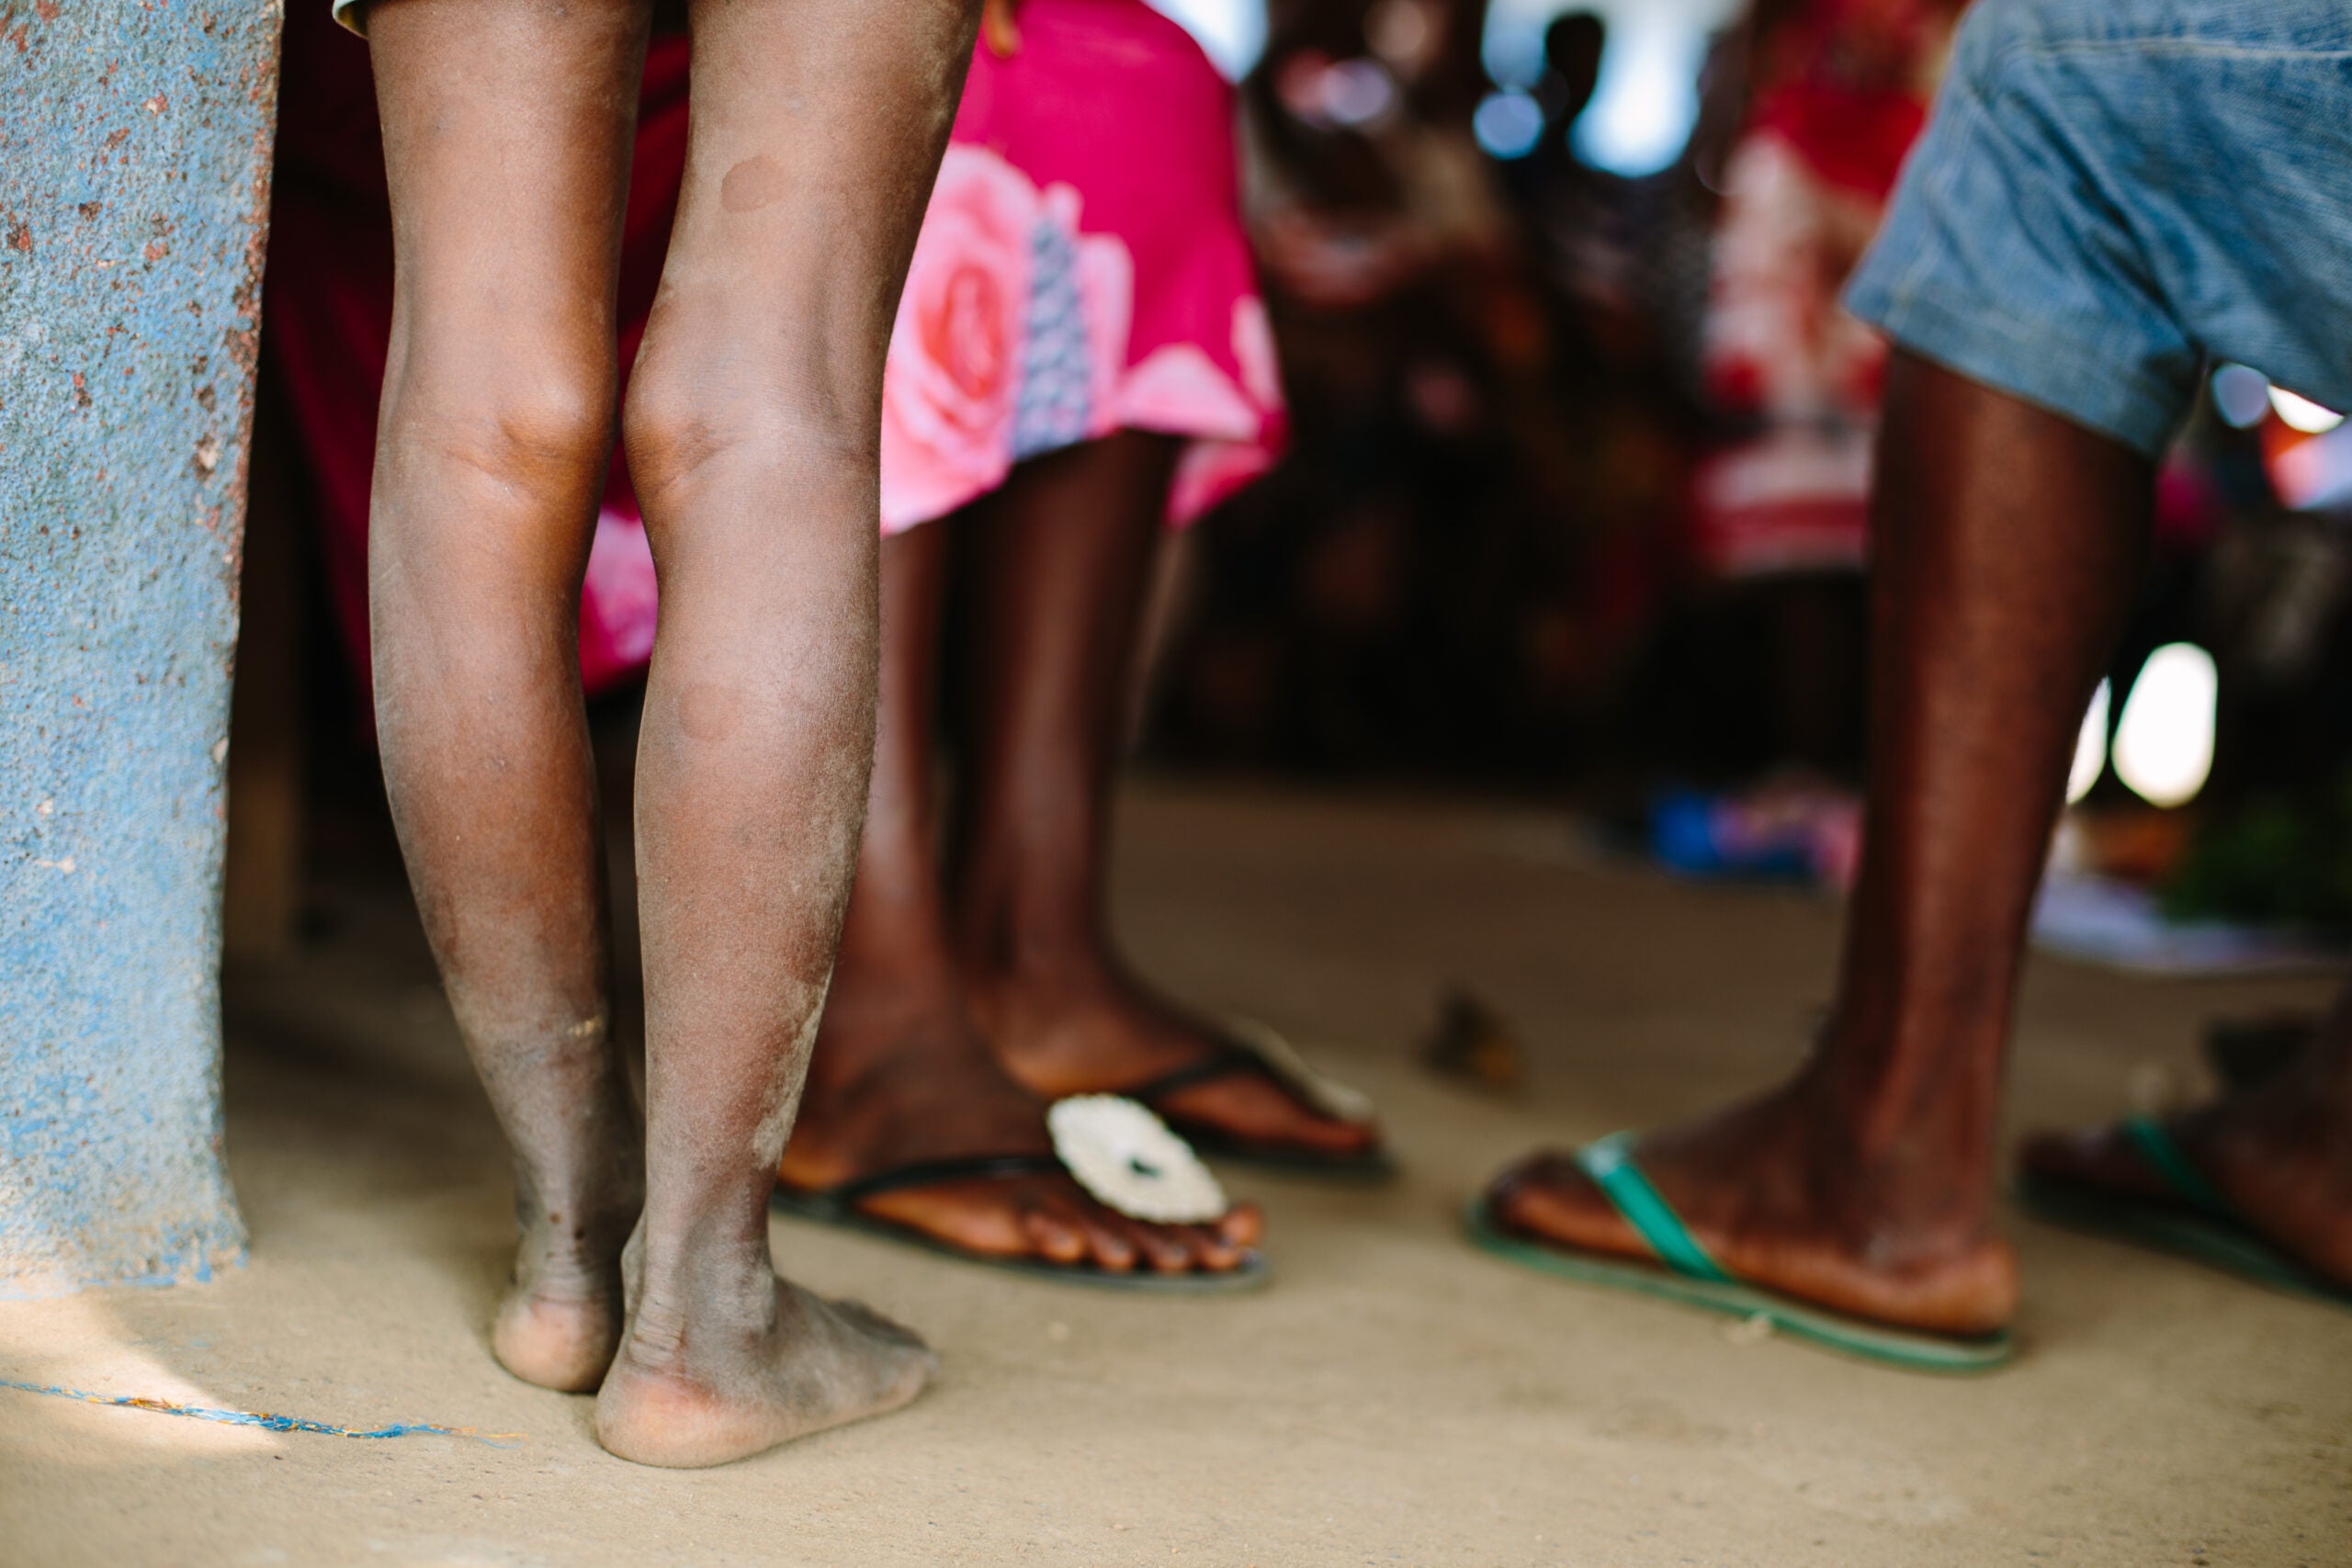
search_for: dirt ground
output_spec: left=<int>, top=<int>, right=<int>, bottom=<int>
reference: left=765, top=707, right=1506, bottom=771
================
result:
left=3, top=785, right=2347, bottom=1566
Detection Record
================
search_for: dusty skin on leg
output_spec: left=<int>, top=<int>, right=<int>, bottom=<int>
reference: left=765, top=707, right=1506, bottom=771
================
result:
left=587, top=0, right=979, bottom=1468
left=367, top=0, right=651, bottom=1395
left=368, top=0, right=978, bottom=1464
left=781, top=514, right=1261, bottom=1275
left=1486, top=353, right=2155, bottom=1337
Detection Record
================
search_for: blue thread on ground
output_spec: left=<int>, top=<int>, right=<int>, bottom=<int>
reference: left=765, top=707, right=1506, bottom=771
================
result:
left=0, top=1377, right=522, bottom=1444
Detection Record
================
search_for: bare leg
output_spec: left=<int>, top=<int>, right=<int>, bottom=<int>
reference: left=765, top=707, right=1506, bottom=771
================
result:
left=589, top=0, right=978, bottom=1468
left=368, top=0, right=650, bottom=1394
left=953, top=434, right=1380, bottom=1156
left=1487, top=352, right=2152, bottom=1335
left=780, top=519, right=1262, bottom=1271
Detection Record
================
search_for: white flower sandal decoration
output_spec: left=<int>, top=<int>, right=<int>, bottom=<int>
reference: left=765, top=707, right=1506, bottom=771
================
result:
left=1046, top=1095, right=1229, bottom=1224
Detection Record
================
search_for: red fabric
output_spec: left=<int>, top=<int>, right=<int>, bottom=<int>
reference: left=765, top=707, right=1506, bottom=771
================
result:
left=1747, top=83, right=1927, bottom=203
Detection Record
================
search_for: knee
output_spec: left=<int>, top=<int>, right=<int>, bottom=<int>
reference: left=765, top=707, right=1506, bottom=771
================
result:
left=619, top=333, right=880, bottom=515
left=381, top=351, right=617, bottom=503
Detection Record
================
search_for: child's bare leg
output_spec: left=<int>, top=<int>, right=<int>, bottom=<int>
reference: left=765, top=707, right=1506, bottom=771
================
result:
left=592, top=0, right=978, bottom=1469
left=368, top=0, right=650, bottom=1394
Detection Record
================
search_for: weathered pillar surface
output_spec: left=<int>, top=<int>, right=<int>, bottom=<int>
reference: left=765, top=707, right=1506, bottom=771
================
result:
left=2, top=0, right=281, bottom=1296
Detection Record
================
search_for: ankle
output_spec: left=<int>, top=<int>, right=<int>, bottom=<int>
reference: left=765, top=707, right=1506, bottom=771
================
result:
left=626, top=1245, right=776, bottom=1353
left=1770, top=1072, right=2001, bottom=1246
left=515, top=1168, right=641, bottom=1263
left=961, top=919, right=1116, bottom=988
left=956, top=859, right=1109, bottom=974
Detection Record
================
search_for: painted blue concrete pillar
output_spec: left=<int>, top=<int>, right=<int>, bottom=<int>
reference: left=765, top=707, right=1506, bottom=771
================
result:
left=2, top=0, right=282, bottom=1294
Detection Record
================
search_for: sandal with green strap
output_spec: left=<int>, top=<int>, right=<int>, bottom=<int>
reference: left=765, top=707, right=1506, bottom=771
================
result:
left=1465, top=1132, right=2015, bottom=1373
left=2018, top=1113, right=2352, bottom=1309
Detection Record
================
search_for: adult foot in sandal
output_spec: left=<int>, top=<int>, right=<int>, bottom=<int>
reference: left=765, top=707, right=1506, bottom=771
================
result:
left=1477, top=348, right=2151, bottom=1353
left=2019, top=990, right=2352, bottom=1293
left=948, top=434, right=1384, bottom=1169
left=963, top=957, right=1385, bottom=1167
left=779, top=958, right=1263, bottom=1277
left=776, top=520, right=1261, bottom=1278
left=1484, top=1078, right=2018, bottom=1338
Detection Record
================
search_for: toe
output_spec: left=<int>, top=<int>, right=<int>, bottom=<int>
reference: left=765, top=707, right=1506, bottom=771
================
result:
left=1218, top=1201, right=1265, bottom=1249
left=1133, top=1222, right=1194, bottom=1273
left=1019, top=1196, right=1091, bottom=1265
left=1484, top=1148, right=1634, bottom=1255
left=1484, top=1148, right=1579, bottom=1220
left=1185, top=1223, right=1244, bottom=1270
left=1074, top=1208, right=1141, bottom=1272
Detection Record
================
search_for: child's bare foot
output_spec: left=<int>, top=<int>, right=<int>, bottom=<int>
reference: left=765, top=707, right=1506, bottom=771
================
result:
left=2019, top=1062, right=2352, bottom=1288
left=594, top=1239, right=936, bottom=1469
left=1484, top=1084, right=2018, bottom=1337
left=783, top=969, right=1262, bottom=1272
left=492, top=1197, right=633, bottom=1393
left=968, top=953, right=1382, bottom=1163
left=494, top=1275, right=624, bottom=1394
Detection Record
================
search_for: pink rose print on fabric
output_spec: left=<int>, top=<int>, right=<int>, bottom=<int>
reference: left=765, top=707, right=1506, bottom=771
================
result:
left=579, top=508, right=661, bottom=692
left=881, top=150, right=1149, bottom=533
left=880, top=145, right=1039, bottom=533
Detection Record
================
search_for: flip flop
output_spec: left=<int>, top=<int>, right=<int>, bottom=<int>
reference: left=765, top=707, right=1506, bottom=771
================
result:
left=1116, top=1020, right=1396, bottom=1181
left=771, top=1153, right=1269, bottom=1293
left=2017, top=1114, right=2352, bottom=1309
left=1464, top=1133, right=2014, bottom=1373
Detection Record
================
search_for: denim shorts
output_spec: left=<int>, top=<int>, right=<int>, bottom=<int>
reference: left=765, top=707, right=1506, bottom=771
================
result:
left=1845, top=0, right=2352, bottom=457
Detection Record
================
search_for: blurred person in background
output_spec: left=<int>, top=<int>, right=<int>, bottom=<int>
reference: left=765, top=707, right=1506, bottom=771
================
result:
left=1676, top=0, right=1969, bottom=794
left=1169, top=0, right=1665, bottom=777
left=1475, top=0, right=2352, bottom=1366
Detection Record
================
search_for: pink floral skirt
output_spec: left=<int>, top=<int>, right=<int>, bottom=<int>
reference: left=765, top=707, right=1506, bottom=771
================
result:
left=583, top=0, right=1283, bottom=680
left=883, top=0, right=1285, bottom=533
left=265, top=0, right=1277, bottom=694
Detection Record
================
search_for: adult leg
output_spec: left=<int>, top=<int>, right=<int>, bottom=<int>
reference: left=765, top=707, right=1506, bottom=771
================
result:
left=368, top=0, right=650, bottom=1394
left=953, top=434, right=1379, bottom=1156
left=1487, top=351, right=2152, bottom=1335
left=778, top=519, right=1261, bottom=1273
left=591, top=0, right=976, bottom=1468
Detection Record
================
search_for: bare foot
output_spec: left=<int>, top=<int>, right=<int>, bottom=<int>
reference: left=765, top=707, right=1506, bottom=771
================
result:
left=1484, top=1085, right=2018, bottom=1337
left=491, top=1177, right=639, bottom=1393
left=968, top=955, right=1381, bottom=1162
left=2019, top=1066, right=2352, bottom=1288
left=493, top=1273, right=622, bottom=1395
left=784, top=969, right=1263, bottom=1272
left=594, top=1236, right=937, bottom=1469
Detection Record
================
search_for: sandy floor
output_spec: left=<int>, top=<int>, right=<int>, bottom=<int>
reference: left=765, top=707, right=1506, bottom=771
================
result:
left=3, top=784, right=2347, bottom=1566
